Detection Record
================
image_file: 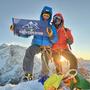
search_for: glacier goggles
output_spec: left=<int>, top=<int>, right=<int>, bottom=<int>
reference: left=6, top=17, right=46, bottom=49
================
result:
left=53, top=16, right=62, bottom=25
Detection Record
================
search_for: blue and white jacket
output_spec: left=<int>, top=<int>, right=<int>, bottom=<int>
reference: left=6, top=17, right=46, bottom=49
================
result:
left=32, top=6, right=58, bottom=46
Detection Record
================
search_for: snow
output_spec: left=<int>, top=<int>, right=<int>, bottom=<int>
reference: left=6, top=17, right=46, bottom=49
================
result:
left=0, top=80, right=44, bottom=90
left=0, top=44, right=26, bottom=85
left=0, top=44, right=42, bottom=85
left=0, top=44, right=90, bottom=90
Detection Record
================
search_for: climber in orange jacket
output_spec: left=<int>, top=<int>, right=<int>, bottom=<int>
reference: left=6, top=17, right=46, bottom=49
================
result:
left=51, top=13, right=78, bottom=73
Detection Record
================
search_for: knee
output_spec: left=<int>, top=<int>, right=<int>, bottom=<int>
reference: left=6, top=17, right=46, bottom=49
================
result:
left=26, top=47, right=30, bottom=55
left=25, top=46, right=34, bottom=57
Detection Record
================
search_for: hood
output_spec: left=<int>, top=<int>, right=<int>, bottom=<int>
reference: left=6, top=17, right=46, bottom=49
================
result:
left=53, top=13, right=64, bottom=26
left=40, top=6, right=52, bottom=23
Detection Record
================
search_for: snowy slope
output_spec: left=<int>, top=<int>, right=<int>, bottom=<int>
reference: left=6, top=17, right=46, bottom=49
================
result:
left=0, top=44, right=26, bottom=85
left=0, top=44, right=42, bottom=85
left=0, top=44, right=90, bottom=90
left=0, top=44, right=44, bottom=90
left=0, top=80, right=44, bottom=90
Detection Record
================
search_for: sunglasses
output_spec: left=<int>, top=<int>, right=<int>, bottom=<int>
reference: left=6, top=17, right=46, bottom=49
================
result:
left=43, top=13, right=50, bottom=17
left=53, top=16, right=62, bottom=24
left=53, top=16, right=61, bottom=20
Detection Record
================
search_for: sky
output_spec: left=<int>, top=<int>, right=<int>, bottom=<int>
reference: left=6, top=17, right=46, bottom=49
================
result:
left=0, top=0, right=90, bottom=60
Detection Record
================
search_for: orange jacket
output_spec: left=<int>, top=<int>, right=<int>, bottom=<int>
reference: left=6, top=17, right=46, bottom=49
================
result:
left=52, top=13, right=74, bottom=50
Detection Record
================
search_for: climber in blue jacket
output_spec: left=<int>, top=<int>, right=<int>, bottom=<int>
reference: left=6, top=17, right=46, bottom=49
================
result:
left=23, top=6, right=58, bottom=80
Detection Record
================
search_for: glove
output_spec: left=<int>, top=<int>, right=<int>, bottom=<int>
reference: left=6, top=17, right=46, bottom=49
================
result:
left=46, top=27, right=53, bottom=39
left=66, top=39, right=73, bottom=45
left=38, top=75, right=49, bottom=85
left=10, top=24, right=15, bottom=31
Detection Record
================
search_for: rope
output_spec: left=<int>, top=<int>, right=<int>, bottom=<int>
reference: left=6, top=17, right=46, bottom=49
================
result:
left=41, top=47, right=52, bottom=72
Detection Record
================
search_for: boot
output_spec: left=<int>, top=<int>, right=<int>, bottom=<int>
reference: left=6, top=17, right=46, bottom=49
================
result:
left=23, top=73, right=33, bottom=81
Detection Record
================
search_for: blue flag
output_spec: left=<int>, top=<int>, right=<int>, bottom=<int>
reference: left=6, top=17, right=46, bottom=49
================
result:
left=12, top=18, right=43, bottom=38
